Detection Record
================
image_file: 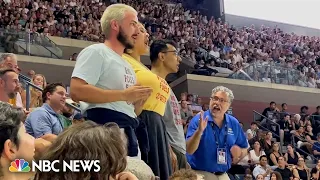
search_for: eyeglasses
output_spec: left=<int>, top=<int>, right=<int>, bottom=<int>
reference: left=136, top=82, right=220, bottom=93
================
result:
left=161, top=50, right=179, bottom=56
left=210, top=96, right=229, bottom=103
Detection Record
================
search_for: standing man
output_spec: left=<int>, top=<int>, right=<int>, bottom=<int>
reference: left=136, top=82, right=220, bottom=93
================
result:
left=0, top=53, right=23, bottom=108
left=186, top=86, right=248, bottom=180
left=148, top=40, right=187, bottom=170
left=70, top=4, right=152, bottom=157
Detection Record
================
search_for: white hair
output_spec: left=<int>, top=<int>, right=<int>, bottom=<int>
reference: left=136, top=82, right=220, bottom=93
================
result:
left=0, top=53, right=17, bottom=64
left=211, top=86, right=234, bottom=103
left=100, top=3, right=137, bottom=38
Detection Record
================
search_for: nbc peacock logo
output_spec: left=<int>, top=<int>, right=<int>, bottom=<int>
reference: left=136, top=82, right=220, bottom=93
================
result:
left=9, top=159, right=31, bottom=172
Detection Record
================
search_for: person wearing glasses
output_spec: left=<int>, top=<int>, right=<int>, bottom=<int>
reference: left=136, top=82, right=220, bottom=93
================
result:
left=186, top=86, right=248, bottom=180
left=124, top=38, right=181, bottom=179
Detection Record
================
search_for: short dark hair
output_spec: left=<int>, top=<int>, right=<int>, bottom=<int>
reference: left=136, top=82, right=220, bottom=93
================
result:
left=270, top=101, right=276, bottom=105
left=281, top=103, right=287, bottom=107
left=42, top=82, right=65, bottom=103
left=0, top=68, right=16, bottom=78
left=0, top=102, right=24, bottom=156
left=259, top=155, right=267, bottom=161
left=149, top=39, right=176, bottom=63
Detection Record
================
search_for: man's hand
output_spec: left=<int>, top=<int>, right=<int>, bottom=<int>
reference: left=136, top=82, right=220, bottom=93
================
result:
left=116, top=172, right=138, bottom=180
left=123, top=85, right=152, bottom=103
left=197, top=110, right=208, bottom=132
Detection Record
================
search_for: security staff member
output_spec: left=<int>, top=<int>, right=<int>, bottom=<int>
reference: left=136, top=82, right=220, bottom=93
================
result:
left=186, top=86, right=248, bottom=180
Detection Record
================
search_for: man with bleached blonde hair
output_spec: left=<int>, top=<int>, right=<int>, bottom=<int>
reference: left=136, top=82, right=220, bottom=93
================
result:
left=70, top=4, right=152, bottom=157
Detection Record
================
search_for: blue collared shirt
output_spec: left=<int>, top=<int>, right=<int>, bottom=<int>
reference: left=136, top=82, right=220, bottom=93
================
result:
left=186, top=110, right=248, bottom=173
left=25, top=103, right=63, bottom=138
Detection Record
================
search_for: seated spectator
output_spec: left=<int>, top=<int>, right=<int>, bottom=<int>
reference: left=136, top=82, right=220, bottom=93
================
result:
left=58, top=100, right=75, bottom=128
left=249, top=140, right=266, bottom=165
left=294, top=126, right=313, bottom=156
left=284, top=144, right=301, bottom=166
left=180, top=100, right=193, bottom=123
left=25, top=83, right=67, bottom=142
left=278, top=113, right=293, bottom=145
left=0, top=102, right=35, bottom=180
left=292, top=157, right=309, bottom=180
left=0, top=69, right=19, bottom=103
left=125, top=156, right=157, bottom=180
left=22, top=74, right=47, bottom=108
left=270, top=171, right=283, bottom=180
left=34, top=121, right=138, bottom=180
left=246, top=122, right=258, bottom=140
left=252, top=155, right=271, bottom=180
left=269, top=143, right=282, bottom=168
left=312, top=133, right=320, bottom=159
left=311, top=159, right=320, bottom=180
left=261, top=132, right=274, bottom=155
left=169, top=169, right=201, bottom=180
left=274, top=156, right=293, bottom=180
left=256, top=174, right=264, bottom=180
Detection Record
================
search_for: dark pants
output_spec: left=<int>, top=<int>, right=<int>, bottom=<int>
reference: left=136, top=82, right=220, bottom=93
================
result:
left=138, top=110, right=172, bottom=180
left=171, top=146, right=187, bottom=170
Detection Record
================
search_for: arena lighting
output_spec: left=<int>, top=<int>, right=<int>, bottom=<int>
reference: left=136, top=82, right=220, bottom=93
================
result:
left=224, top=0, right=320, bottom=29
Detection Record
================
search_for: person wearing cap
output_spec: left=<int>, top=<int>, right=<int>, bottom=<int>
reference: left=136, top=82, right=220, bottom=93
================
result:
left=186, top=86, right=248, bottom=180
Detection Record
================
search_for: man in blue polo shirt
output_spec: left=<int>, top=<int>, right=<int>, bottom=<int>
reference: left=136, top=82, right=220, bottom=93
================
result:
left=186, top=86, right=248, bottom=180
left=25, top=83, right=67, bottom=142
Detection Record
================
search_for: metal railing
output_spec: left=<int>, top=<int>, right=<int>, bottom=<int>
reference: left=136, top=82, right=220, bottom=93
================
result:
left=253, top=110, right=283, bottom=153
left=19, top=74, right=80, bottom=112
left=0, top=28, right=62, bottom=59
left=291, top=134, right=318, bottom=161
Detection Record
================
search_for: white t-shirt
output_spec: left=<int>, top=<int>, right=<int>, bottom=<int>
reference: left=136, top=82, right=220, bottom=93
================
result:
left=249, top=150, right=266, bottom=164
left=72, top=43, right=137, bottom=118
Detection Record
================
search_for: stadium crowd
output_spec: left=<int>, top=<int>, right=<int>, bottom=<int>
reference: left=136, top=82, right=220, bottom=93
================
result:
left=1, top=0, right=320, bottom=88
left=1, top=0, right=320, bottom=180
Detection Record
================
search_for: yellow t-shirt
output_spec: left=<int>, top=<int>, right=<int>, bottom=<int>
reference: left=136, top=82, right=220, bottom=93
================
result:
left=8, top=98, right=16, bottom=106
left=123, top=54, right=170, bottom=116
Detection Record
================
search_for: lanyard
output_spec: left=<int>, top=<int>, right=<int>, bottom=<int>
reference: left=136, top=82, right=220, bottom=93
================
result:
left=211, top=122, right=228, bottom=148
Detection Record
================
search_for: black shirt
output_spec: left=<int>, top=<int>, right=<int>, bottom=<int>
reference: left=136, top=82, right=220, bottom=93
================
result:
left=275, top=167, right=292, bottom=180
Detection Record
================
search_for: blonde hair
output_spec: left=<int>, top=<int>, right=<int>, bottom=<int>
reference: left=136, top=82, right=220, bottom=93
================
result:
left=100, top=4, right=137, bottom=38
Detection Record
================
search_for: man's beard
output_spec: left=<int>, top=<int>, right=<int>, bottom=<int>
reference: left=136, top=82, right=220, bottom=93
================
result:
left=7, top=92, right=16, bottom=99
left=117, top=27, right=134, bottom=49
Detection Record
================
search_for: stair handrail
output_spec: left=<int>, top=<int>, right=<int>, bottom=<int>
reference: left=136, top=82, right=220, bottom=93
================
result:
left=291, top=134, right=318, bottom=161
left=253, top=110, right=283, bottom=153
left=19, top=74, right=80, bottom=112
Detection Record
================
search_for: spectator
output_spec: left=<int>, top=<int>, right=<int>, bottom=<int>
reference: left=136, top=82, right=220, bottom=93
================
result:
left=269, top=143, right=282, bottom=168
left=25, top=83, right=67, bottom=141
left=261, top=131, right=274, bottom=155
left=0, top=69, right=19, bottom=103
left=0, top=102, right=34, bottom=180
left=180, top=100, right=193, bottom=122
left=312, top=133, right=320, bottom=159
left=274, top=156, right=293, bottom=180
left=169, top=169, right=200, bottom=180
left=292, top=157, right=309, bottom=180
left=246, top=122, right=258, bottom=140
left=34, top=121, right=138, bottom=180
left=252, top=155, right=271, bottom=180
left=70, top=4, right=152, bottom=158
left=311, top=159, right=320, bottom=180
left=262, top=101, right=279, bottom=120
left=270, top=172, right=283, bottom=180
left=249, top=140, right=266, bottom=165
left=0, top=53, right=23, bottom=108
left=22, top=74, right=47, bottom=108
left=284, top=144, right=301, bottom=166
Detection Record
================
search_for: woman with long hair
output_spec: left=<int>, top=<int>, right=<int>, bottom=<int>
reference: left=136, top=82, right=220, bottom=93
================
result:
left=284, top=144, right=300, bottom=166
left=270, top=172, right=283, bottom=180
left=123, top=23, right=176, bottom=179
left=22, top=74, right=47, bottom=108
left=269, top=142, right=282, bottom=167
left=249, top=141, right=265, bottom=165
left=292, top=157, right=309, bottom=180
left=261, top=132, right=274, bottom=155
left=34, top=121, right=137, bottom=180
